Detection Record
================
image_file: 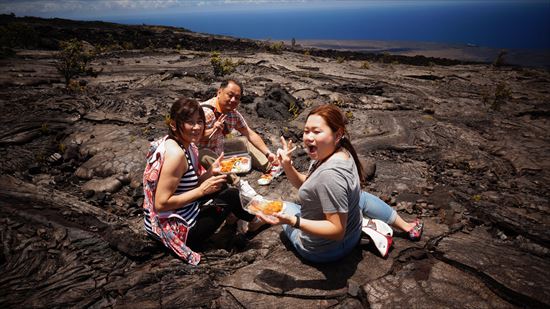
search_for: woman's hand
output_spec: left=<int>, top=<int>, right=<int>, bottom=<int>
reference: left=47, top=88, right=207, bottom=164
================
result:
left=198, top=174, right=227, bottom=196
left=276, top=136, right=295, bottom=168
left=256, top=210, right=294, bottom=226
left=210, top=152, right=224, bottom=175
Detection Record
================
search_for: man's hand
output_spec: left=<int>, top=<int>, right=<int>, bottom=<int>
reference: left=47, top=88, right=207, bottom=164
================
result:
left=213, top=114, right=227, bottom=132
left=266, top=151, right=277, bottom=163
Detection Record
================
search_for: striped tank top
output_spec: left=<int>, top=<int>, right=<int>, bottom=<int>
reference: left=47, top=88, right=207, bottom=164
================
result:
left=144, top=147, right=200, bottom=236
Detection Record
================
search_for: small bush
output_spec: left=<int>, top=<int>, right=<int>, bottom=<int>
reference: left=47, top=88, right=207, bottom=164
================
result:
left=381, top=52, right=390, bottom=63
left=333, top=98, right=345, bottom=107
left=288, top=100, right=300, bottom=119
left=493, top=50, right=508, bottom=67
left=492, top=82, right=511, bottom=110
left=67, top=79, right=85, bottom=92
left=122, top=41, right=134, bottom=50
left=360, top=61, right=370, bottom=69
left=268, top=41, right=284, bottom=54
left=58, top=142, right=66, bottom=154
left=56, top=39, right=99, bottom=86
left=210, top=51, right=240, bottom=76
left=336, top=56, right=346, bottom=63
left=482, top=83, right=512, bottom=111
left=40, top=123, right=49, bottom=134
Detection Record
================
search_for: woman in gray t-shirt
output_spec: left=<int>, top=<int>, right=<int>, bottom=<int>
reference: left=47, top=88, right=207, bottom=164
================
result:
left=257, top=104, right=424, bottom=263
left=257, top=104, right=364, bottom=262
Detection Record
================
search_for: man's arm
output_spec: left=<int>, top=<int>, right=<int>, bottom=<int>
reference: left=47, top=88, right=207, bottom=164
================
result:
left=239, top=126, right=273, bottom=159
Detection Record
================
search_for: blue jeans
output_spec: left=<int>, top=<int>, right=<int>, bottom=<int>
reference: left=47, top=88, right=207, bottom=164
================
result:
left=359, top=191, right=397, bottom=224
left=282, top=191, right=396, bottom=263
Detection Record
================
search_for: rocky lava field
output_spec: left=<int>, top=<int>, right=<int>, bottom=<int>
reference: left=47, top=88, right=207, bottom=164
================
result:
left=0, top=16, right=549, bottom=308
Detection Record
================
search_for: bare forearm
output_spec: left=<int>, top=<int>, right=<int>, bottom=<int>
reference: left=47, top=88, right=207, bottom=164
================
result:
left=155, top=187, right=204, bottom=212
left=282, top=163, right=306, bottom=189
left=289, top=216, right=345, bottom=240
left=247, top=130, right=270, bottom=156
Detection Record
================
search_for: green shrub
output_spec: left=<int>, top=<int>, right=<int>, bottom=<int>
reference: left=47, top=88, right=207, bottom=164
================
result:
left=40, top=123, right=49, bottom=134
left=268, top=41, right=284, bottom=54
left=288, top=100, right=300, bottom=119
left=333, top=98, right=345, bottom=107
left=492, top=82, right=511, bottom=110
left=56, top=39, right=99, bottom=86
left=210, top=51, right=240, bottom=76
left=360, top=61, right=370, bottom=69
left=336, top=56, right=346, bottom=63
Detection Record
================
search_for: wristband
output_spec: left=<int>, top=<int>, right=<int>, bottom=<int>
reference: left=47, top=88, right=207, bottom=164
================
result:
left=293, top=215, right=301, bottom=229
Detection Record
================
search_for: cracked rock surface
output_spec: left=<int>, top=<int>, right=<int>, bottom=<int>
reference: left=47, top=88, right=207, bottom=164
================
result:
left=0, top=17, right=549, bottom=308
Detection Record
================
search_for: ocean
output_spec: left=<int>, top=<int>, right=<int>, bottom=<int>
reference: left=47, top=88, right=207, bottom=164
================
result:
left=102, top=1, right=550, bottom=50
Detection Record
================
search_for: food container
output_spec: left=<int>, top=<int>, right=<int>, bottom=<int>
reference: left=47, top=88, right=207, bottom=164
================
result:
left=220, top=136, right=251, bottom=174
left=244, top=196, right=285, bottom=215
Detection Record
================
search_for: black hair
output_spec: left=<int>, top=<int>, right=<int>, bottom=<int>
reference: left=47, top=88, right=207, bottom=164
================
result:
left=307, top=104, right=365, bottom=183
left=220, top=78, right=244, bottom=96
left=168, top=98, right=206, bottom=142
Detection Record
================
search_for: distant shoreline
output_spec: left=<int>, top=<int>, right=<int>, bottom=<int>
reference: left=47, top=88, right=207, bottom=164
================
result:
left=290, top=39, right=550, bottom=68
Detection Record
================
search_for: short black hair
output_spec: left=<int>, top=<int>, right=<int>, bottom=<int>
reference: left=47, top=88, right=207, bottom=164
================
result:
left=220, top=78, right=244, bottom=95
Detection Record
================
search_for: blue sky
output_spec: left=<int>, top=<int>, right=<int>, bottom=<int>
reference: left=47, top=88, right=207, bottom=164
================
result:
left=2, top=0, right=548, bottom=49
left=0, top=0, right=540, bottom=19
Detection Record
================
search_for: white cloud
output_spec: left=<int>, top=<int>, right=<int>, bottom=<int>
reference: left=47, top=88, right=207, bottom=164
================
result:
left=0, top=0, right=380, bottom=18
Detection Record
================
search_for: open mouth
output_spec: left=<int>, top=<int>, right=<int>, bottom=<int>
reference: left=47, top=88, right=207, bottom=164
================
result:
left=306, top=145, right=317, bottom=155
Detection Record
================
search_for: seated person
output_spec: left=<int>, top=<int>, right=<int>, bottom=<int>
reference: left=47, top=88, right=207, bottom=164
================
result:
left=198, top=79, right=281, bottom=194
left=257, top=104, right=423, bottom=263
left=142, top=98, right=262, bottom=265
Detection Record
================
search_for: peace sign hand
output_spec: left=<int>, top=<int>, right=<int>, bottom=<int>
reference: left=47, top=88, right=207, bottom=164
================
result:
left=276, top=136, right=296, bottom=168
left=213, top=114, right=227, bottom=132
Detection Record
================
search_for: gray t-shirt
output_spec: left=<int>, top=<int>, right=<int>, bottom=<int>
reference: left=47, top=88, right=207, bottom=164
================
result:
left=297, top=156, right=362, bottom=252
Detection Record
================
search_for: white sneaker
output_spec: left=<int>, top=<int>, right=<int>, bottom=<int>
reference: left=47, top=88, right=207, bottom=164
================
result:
left=270, top=163, right=284, bottom=178
left=238, top=180, right=259, bottom=204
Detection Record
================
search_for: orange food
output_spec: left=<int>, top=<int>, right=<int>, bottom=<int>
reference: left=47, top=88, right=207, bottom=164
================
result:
left=248, top=199, right=283, bottom=215
left=263, top=200, right=283, bottom=215
left=220, top=156, right=249, bottom=173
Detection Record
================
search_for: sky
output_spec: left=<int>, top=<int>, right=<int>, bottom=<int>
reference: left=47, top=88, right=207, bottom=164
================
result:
left=2, top=0, right=548, bottom=49
left=2, top=0, right=353, bottom=18
left=0, top=0, right=542, bottom=19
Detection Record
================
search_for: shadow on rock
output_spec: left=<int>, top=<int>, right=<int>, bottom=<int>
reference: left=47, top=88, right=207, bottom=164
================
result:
left=251, top=231, right=363, bottom=294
